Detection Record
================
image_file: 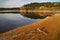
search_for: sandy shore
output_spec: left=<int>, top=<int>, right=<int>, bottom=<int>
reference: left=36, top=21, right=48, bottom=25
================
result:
left=0, top=14, right=60, bottom=40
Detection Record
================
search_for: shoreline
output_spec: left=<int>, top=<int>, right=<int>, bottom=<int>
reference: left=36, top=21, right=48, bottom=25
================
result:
left=0, top=14, right=60, bottom=40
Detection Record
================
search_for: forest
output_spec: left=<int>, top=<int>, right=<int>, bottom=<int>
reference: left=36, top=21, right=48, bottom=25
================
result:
left=20, top=2, right=60, bottom=10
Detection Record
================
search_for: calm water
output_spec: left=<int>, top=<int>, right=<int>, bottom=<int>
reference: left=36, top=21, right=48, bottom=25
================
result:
left=0, top=13, right=40, bottom=33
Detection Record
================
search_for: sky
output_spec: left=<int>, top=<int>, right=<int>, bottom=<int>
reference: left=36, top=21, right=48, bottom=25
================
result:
left=0, top=0, right=60, bottom=8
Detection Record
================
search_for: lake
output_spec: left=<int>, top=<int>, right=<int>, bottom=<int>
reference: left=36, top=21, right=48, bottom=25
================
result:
left=0, top=13, right=40, bottom=33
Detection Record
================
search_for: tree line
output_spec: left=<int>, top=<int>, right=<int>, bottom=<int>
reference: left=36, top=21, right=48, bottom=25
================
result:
left=20, top=2, right=60, bottom=10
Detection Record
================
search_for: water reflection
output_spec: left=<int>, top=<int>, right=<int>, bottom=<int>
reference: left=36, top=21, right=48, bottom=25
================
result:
left=0, top=13, right=40, bottom=33
left=20, top=12, right=55, bottom=19
left=0, top=12, right=55, bottom=33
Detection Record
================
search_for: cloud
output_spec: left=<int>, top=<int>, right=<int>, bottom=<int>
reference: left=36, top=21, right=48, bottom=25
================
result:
left=0, top=0, right=60, bottom=8
left=2, top=0, right=24, bottom=7
left=0, top=0, right=27, bottom=8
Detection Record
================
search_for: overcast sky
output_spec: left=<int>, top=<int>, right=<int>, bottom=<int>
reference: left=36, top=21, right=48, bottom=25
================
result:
left=0, top=0, right=60, bottom=8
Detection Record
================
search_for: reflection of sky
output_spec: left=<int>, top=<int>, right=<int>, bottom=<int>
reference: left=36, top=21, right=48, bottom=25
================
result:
left=0, top=14, right=39, bottom=33
left=0, top=0, right=60, bottom=8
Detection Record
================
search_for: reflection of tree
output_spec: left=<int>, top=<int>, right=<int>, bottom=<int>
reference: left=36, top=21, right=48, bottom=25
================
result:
left=20, top=12, right=54, bottom=19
